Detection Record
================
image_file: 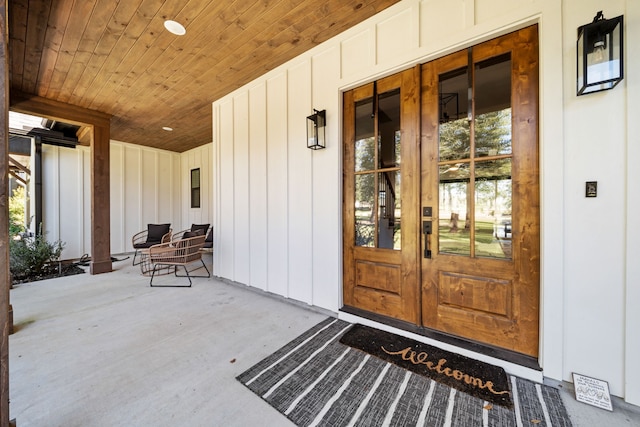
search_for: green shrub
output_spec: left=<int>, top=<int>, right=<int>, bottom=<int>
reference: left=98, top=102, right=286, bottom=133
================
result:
left=9, top=186, right=27, bottom=237
left=10, top=229, right=65, bottom=282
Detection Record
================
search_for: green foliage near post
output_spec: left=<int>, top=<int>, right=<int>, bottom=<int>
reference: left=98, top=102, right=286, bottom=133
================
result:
left=9, top=226, right=65, bottom=282
left=9, top=186, right=26, bottom=236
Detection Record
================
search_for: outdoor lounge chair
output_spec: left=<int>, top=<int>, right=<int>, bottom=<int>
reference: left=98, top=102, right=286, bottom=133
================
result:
left=148, top=232, right=210, bottom=287
left=131, top=223, right=172, bottom=266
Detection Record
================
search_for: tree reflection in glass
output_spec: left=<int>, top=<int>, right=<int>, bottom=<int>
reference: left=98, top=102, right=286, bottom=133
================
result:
left=437, top=53, right=513, bottom=259
left=475, top=160, right=512, bottom=259
left=355, top=173, right=375, bottom=247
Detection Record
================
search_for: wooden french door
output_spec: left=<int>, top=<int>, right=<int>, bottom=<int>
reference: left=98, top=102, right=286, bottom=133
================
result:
left=343, top=26, right=539, bottom=357
left=343, top=67, right=421, bottom=323
left=421, top=26, right=539, bottom=356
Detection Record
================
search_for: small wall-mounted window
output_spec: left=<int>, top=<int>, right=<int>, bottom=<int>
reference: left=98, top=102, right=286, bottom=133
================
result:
left=191, top=168, right=201, bottom=208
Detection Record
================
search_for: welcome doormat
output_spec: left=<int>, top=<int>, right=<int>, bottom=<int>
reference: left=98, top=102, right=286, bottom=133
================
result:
left=340, top=323, right=512, bottom=408
left=237, top=318, right=572, bottom=427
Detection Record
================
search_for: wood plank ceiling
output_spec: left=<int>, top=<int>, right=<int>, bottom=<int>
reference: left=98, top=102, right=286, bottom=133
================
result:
left=8, top=0, right=401, bottom=152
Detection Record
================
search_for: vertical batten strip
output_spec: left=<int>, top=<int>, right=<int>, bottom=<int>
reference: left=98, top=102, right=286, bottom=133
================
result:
left=287, top=60, right=313, bottom=304
left=464, top=0, right=476, bottom=28
left=53, top=146, right=61, bottom=241
left=78, top=149, right=85, bottom=256
left=625, top=0, right=640, bottom=408
left=136, top=146, right=142, bottom=234
left=154, top=151, right=159, bottom=224
left=212, top=104, right=221, bottom=276
left=309, top=56, right=315, bottom=305
left=233, top=92, right=250, bottom=285
left=119, top=143, right=126, bottom=253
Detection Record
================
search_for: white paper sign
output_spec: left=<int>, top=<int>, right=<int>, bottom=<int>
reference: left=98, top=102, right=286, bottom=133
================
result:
left=573, top=373, right=613, bottom=411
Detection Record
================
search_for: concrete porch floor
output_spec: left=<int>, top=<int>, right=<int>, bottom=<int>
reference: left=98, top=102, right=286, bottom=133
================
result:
left=8, top=254, right=640, bottom=426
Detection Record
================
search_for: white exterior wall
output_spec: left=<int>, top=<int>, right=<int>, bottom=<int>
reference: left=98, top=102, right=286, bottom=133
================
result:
left=109, top=141, right=182, bottom=254
left=625, top=0, right=640, bottom=406
left=181, top=144, right=214, bottom=231
left=41, top=141, right=184, bottom=258
left=42, top=140, right=213, bottom=257
left=212, top=0, right=640, bottom=404
left=561, top=0, right=629, bottom=401
left=40, top=144, right=92, bottom=258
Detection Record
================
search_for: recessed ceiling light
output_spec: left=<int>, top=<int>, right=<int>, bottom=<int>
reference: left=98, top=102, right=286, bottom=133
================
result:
left=162, top=126, right=173, bottom=131
left=164, top=20, right=186, bottom=36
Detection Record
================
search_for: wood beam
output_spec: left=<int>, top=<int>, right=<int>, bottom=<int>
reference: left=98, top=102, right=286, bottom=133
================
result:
left=10, top=90, right=110, bottom=128
left=76, top=125, right=92, bottom=145
left=8, top=170, right=27, bottom=186
left=1, top=1, right=12, bottom=424
left=8, top=155, right=30, bottom=175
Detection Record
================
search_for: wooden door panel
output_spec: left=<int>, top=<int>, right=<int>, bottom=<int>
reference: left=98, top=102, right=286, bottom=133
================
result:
left=437, top=272, right=512, bottom=317
left=437, top=306, right=518, bottom=342
left=351, top=287, right=406, bottom=317
left=421, top=26, right=539, bottom=357
left=355, top=260, right=402, bottom=293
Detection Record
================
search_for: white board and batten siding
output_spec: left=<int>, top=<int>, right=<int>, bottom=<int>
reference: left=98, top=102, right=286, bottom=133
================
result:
left=212, top=0, right=640, bottom=405
left=625, top=0, right=640, bottom=406
left=41, top=141, right=213, bottom=259
left=40, top=144, right=92, bottom=259
left=109, top=141, right=182, bottom=255
left=213, top=51, right=342, bottom=310
left=213, top=0, right=552, bottom=333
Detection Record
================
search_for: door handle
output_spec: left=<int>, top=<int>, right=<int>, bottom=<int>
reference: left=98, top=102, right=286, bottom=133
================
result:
left=423, top=221, right=432, bottom=259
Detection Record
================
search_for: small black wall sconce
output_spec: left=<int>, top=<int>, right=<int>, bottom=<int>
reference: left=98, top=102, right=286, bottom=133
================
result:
left=577, top=11, right=623, bottom=95
left=306, top=109, right=326, bottom=150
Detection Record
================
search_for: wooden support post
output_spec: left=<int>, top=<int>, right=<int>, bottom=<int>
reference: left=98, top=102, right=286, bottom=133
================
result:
left=90, top=124, right=112, bottom=274
left=1, top=0, right=12, bottom=424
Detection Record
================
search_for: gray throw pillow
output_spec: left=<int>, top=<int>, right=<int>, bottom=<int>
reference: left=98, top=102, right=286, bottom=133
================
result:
left=147, top=223, right=170, bottom=243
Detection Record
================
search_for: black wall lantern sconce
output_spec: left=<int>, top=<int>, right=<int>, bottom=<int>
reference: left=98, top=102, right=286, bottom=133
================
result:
left=306, top=109, right=326, bottom=150
left=577, top=11, right=623, bottom=96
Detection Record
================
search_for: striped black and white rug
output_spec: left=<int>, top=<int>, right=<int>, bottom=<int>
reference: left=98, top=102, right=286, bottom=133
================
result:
left=237, top=318, right=573, bottom=427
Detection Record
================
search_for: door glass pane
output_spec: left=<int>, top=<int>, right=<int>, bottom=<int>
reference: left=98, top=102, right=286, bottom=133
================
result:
left=355, top=173, right=375, bottom=247
left=355, top=98, right=375, bottom=172
left=353, top=86, right=402, bottom=250
left=474, top=159, right=512, bottom=259
left=378, top=89, right=401, bottom=168
left=438, top=164, right=470, bottom=256
left=378, top=171, right=401, bottom=249
left=439, top=68, right=470, bottom=161
left=474, top=54, right=512, bottom=157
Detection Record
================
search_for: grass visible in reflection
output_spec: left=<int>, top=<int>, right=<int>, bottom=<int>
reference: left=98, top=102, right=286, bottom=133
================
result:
left=439, top=220, right=511, bottom=259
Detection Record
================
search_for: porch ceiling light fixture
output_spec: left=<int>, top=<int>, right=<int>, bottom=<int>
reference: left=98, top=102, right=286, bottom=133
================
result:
left=306, top=109, right=326, bottom=150
left=577, top=11, right=623, bottom=95
left=164, top=20, right=186, bottom=36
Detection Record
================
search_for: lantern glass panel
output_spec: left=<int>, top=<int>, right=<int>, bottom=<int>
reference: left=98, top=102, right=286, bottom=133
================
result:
left=316, top=111, right=326, bottom=149
left=577, top=15, right=624, bottom=95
